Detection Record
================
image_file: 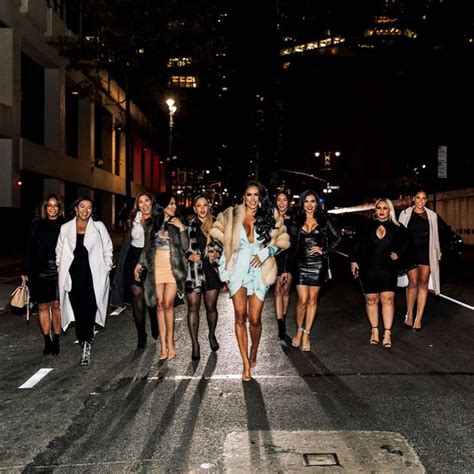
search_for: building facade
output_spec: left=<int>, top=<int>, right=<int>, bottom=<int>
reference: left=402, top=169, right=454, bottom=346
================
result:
left=0, top=0, right=165, bottom=246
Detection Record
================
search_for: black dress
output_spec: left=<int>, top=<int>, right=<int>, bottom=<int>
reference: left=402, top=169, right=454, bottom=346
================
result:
left=352, top=219, right=409, bottom=294
left=23, top=218, right=64, bottom=303
left=275, top=215, right=295, bottom=276
left=69, top=234, right=97, bottom=344
left=292, top=217, right=341, bottom=287
left=407, top=212, right=430, bottom=265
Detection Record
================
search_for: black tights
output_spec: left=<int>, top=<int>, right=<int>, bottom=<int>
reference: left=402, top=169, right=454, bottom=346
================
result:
left=186, top=289, right=219, bottom=357
left=130, top=284, right=158, bottom=342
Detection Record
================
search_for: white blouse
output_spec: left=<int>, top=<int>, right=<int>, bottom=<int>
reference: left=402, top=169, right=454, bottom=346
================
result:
left=131, top=211, right=145, bottom=248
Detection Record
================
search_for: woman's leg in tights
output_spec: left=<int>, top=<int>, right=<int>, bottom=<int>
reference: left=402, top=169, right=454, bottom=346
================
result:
left=204, top=289, right=219, bottom=351
left=130, top=284, right=147, bottom=346
left=186, top=292, right=202, bottom=359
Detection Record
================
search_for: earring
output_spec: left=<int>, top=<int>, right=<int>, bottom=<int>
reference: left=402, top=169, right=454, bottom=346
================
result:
left=258, top=202, right=262, bottom=208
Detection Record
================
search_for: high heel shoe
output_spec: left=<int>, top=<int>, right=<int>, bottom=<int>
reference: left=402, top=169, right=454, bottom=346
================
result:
left=291, top=327, right=304, bottom=348
left=43, top=334, right=52, bottom=355
left=301, top=329, right=311, bottom=352
left=383, top=329, right=392, bottom=349
left=51, top=334, right=60, bottom=355
left=370, top=327, right=379, bottom=345
left=209, top=333, right=219, bottom=352
left=191, top=342, right=200, bottom=361
left=242, top=366, right=252, bottom=382
left=403, top=315, right=413, bottom=329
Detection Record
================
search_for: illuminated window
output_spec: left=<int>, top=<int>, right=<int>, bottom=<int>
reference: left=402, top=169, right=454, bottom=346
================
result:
left=169, top=75, right=198, bottom=88
left=167, top=57, right=192, bottom=68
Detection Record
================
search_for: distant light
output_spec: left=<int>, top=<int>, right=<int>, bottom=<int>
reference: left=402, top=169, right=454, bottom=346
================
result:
left=16, top=180, right=23, bottom=186
left=177, top=190, right=183, bottom=194
left=166, top=98, right=175, bottom=108
left=293, top=194, right=300, bottom=198
left=205, top=169, right=210, bottom=174
left=334, top=151, right=341, bottom=157
left=314, top=152, right=320, bottom=157
left=422, top=164, right=427, bottom=169
left=71, top=90, right=79, bottom=95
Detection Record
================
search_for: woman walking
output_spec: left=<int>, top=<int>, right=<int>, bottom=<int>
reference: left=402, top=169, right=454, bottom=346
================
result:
left=135, top=193, right=189, bottom=360
left=185, top=195, right=222, bottom=360
left=290, top=190, right=341, bottom=352
left=56, top=197, right=113, bottom=366
left=351, top=198, right=409, bottom=349
left=21, top=194, right=65, bottom=355
left=398, top=189, right=443, bottom=331
left=210, top=181, right=290, bottom=381
left=112, top=192, right=158, bottom=349
left=273, top=191, right=294, bottom=344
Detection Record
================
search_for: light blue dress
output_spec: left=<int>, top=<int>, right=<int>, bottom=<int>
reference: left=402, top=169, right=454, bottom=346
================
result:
left=218, top=226, right=277, bottom=301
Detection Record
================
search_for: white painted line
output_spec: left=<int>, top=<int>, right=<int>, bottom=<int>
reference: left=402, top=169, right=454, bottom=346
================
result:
left=438, top=293, right=474, bottom=310
left=109, top=306, right=126, bottom=316
left=147, top=374, right=301, bottom=381
left=18, top=368, right=53, bottom=389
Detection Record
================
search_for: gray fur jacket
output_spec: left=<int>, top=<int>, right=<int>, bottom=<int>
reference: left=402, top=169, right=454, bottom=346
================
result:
left=139, top=218, right=189, bottom=307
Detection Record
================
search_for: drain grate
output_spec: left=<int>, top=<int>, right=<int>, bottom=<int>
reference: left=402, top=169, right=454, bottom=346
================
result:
left=302, top=453, right=340, bottom=467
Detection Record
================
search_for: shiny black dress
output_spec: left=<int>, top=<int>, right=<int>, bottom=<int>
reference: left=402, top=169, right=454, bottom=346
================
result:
left=292, top=217, right=341, bottom=287
left=352, top=219, right=409, bottom=294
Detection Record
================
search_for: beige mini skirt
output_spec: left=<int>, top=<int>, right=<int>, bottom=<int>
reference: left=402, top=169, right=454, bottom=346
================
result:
left=154, top=249, right=176, bottom=284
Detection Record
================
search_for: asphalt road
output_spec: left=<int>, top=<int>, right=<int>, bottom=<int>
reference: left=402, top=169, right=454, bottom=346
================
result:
left=0, top=255, right=473, bottom=473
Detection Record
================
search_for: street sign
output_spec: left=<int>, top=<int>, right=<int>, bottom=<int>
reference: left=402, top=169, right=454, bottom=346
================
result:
left=438, top=145, right=447, bottom=178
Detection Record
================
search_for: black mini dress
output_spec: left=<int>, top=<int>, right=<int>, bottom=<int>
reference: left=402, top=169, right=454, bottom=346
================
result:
left=407, top=212, right=430, bottom=266
left=294, top=227, right=328, bottom=286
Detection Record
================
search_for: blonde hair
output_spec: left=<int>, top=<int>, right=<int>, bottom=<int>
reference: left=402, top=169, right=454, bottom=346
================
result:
left=193, top=195, right=213, bottom=237
left=374, top=198, right=399, bottom=226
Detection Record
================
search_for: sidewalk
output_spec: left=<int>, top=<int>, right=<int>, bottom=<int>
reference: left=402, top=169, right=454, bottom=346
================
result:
left=0, top=229, right=125, bottom=313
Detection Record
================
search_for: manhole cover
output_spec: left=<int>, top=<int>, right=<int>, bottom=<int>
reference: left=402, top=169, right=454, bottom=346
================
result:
left=303, top=453, right=340, bottom=467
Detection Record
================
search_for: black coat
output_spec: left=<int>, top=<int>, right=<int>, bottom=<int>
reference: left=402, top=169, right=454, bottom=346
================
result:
left=110, top=229, right=132, bottom=307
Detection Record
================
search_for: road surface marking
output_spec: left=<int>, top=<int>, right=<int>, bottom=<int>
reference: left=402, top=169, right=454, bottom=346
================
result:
left=147, top=374, right=302, bottom=381
left=18, top=368, right=53, bottom=389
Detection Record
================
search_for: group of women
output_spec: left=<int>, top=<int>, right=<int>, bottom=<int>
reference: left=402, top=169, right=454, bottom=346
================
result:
left=21, top=185, right=442, bottom=378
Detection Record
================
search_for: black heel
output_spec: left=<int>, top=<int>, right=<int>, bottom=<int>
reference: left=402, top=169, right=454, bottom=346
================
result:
left=191, top=342, right=201, bottom=361
left=383, top=329, right=392, bottom=349
left=277, top=318, right=287, bottom=340
left=209, top=333, right=219, bottom=352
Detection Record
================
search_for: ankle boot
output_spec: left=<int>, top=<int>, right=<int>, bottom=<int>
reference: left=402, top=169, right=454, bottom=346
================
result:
left=51, top=334, right=60, bottom=355
left=137, top=333, right=147, bottom=349
left=277, top=318, right=287, bottom=340
left=43, top=334, right=52, bottom=355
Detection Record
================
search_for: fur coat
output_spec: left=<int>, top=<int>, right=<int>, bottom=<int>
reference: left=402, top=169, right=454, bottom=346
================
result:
left=209, top=204, right=290, bottom=286
left=139, top=218, right=189, bottom=307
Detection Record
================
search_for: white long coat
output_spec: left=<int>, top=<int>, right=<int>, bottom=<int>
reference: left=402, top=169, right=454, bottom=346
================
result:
left=56, top=218, right=113, bottom=331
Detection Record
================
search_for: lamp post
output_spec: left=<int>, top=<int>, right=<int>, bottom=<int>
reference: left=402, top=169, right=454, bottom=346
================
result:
left=165, top=98, right=177, bottom=191
left=314, top=150, right=341, bottom=171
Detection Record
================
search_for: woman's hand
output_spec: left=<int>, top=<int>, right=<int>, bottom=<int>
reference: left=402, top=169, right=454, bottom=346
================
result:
left=279, top=272, right=289, bottom=286
left=134, top=264, right=143, bottom=282
left=168, top=217, right=186, bottom=232
left=207, top=248, right=220, bottom=262
left=250, top=255, right=262, bottom=268
left=20, top=275, right=28, bottom=283
left=390, top=252, right=399, bottom=261
left=188, top=252, right=201, bottom=263
left=309, top=246, right=323, bottom=255
left=351, top=262, right=359, bottom=277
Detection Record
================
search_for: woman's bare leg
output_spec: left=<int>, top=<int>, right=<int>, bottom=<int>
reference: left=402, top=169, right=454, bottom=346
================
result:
left=231, top=287, right=251, bottom=380
left=414, top=265, right=431, bottom=329
left=248, top=294, right=264, bottom=368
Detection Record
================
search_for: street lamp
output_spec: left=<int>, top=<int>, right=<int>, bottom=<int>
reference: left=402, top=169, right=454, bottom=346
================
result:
left=314, top=150, right=341, bottom=170
left=165, top=98, right=177, bottom=191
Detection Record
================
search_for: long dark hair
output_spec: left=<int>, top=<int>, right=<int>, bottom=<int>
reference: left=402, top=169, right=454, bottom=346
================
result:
left=295, top=189, right=326, bottom=226
left=69, top=196, right=98, bottom=221
left=244, top=181, right=274, bottom=245
left=274, top=191, right=293, bottom=219
left=150, top=192, right=185, bottom=231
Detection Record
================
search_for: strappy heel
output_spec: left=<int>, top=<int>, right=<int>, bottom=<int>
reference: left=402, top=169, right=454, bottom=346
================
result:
left=383, top=329, right=392, bottom=349
left=291, top=327, right=304, bottom=348
left=301, top=329, right=311, bottom=352
left=370, top=326, right=379, bottom=345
